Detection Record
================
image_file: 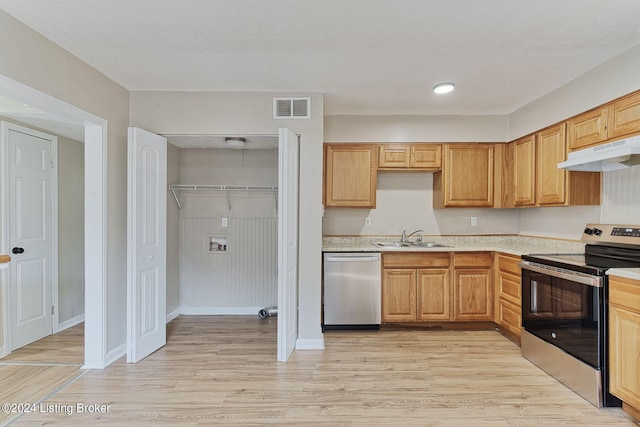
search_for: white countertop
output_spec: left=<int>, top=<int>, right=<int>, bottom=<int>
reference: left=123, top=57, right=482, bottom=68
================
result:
left=323, top=235, right=584, bottom=256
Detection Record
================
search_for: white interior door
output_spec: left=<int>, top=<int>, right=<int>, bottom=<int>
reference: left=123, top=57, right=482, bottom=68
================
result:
left=127, top=127, right=167, bottom=363
left=2, top=122, right=56, bottom=350
left=277, top=128, right=299, bottom=362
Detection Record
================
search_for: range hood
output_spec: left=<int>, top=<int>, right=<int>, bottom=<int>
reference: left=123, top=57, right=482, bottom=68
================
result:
left=558, top=135, right=640, bottom=172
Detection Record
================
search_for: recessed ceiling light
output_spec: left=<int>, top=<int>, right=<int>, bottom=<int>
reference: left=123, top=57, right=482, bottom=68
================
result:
left=433, top=82, right=455, bottom=94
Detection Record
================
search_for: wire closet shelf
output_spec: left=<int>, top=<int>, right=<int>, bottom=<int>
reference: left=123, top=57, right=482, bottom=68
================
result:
left=168, top=184, right=278, bottom=210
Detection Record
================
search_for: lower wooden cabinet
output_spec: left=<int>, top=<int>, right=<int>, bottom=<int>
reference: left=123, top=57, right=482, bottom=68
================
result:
left=382, top=269, right=417, bottom=322
left=495, top=253, right=522, bottom=340
left=382, top=253, right=450, bottom=323
left=382, top=252, right=493, bottom=323
left=609, top=275, right=640, bottom=413
left=453, top=253, right=493, bottom=321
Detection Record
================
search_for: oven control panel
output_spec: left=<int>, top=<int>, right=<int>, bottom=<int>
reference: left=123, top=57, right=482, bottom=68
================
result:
left=583, top=223, right=640, bottom=245
left=611, top=227, right=640, bottom=237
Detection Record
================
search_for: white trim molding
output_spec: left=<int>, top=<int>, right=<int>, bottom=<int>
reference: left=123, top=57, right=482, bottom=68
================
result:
left=295, top=338, right=325, bottom=350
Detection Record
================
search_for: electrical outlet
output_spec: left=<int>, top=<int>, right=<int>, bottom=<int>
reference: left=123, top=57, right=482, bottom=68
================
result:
left=470, top=217, right=477, bottom=227
left=221, top=217, right=228, bottom=227
left=364, top=217, right=372, bottom=226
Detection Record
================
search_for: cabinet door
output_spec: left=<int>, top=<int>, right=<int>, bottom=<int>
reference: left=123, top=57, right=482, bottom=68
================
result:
left=514, top=135, right=536, bottom=206
left=378, top=144, right=410, bottom=168
left=609, top=305, right=640, bottom=408
left=454, top=269, right=493, bottom=321
left=410, top=145, right=441, bottom=169
left=382, top=269, right=417, bottom=322
left=609, top=92, right=640, bottom=140
left=437, top=144, right=494, bottom=207
left=417, top=269, right=450, bottom=321
left=324, top=144, right=377, bottom=207
left=536, top=124, right=567, bottom=206
left=567, top=108, right=608, bottom=152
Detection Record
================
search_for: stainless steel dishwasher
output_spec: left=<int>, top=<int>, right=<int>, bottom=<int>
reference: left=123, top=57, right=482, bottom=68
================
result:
left=323, top=252, right=381, bottom=330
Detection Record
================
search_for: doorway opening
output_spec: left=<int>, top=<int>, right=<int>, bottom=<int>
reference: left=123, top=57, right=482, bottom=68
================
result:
left=0, top=74, right=107, bottom=368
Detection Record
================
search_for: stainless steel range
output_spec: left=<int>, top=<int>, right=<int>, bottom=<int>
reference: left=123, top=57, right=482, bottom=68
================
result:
left=519, top=224, right=640, bottom=408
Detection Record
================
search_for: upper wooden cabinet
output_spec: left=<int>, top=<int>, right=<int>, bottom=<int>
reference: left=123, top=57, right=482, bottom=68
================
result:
left=513, top=135, right=536, bottom=207
left=324, top=144, right=377, bottom=208
left=534, top=124, right=601, bottom=207
left=567, top=91, right=640, bottom=152
left=378, top=144, right=441, bottom=170
left=536, top=124, right=567, bottom=206
left=567, top=107, right=609, bottom=152
left=433, top=144, right=494, bottom=208
left=609, top=91, right=640, bottom=140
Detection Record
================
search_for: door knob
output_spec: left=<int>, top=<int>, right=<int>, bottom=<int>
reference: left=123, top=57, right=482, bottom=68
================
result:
left=11, top=247, right=24, bottom=254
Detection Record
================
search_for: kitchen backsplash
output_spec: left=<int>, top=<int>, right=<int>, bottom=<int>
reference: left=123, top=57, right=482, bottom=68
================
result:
left=323, top=166, right=640, bottom=239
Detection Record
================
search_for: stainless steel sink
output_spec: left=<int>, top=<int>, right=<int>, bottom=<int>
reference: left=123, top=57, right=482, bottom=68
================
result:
left=409, top=242, right=450, bottom=248
left=371, top=241, right=450, bottom=248
left=371, top=241, right=411, bottom=248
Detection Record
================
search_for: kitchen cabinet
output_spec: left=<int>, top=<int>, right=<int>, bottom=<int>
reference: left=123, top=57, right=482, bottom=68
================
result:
left=324, top=144, right=377, bottom=208
left=608, top=91, right=640, bottom=140
left=609, top=275, right=640, bottom=415
left=537, top=124, right=568, bottom=205
left=495, top=253, right=521, bottom=340
left=513, top=135, right=536, bottom=207
left=378, top=144, right=442, bottom=170
left=567, top=107, right=609, bottom=152
left=382, top=253, right=450, bottom=322
left=453, top=252, right=493, bottom=321
left=433, top=144, right=494, bottom=208
left=535, top=124, right=601, bottom=207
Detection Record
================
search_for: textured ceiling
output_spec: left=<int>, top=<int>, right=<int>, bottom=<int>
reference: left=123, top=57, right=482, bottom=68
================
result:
left=1, top=0, right=640, bottom=116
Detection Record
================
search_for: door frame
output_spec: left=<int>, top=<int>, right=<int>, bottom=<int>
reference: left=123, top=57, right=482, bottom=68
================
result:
left=0, top=74, right=108, bottom=368
left=0, top=122, right=59, bottom=351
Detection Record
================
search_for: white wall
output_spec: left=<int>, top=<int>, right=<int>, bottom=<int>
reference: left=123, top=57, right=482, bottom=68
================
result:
left=57, top=136, right=85, bottom=324
left=130, top=91, right=325, bottom=348
left=509, top=45, right=640, bottom=140
left=0, top=10, right=130, bottom=365
left=176, top=148, right=278, bottom=313
left=602, top=167, right=640, bottom=224
left=323, top=172, right=518, bottom=236
left=166, top=143, right=180, bottom=318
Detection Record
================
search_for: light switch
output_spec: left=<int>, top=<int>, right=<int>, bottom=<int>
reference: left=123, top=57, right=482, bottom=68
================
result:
left=222, top=217, right=228, bottom=227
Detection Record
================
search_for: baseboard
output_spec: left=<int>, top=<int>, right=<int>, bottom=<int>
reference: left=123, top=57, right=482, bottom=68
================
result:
left=58, top=314, right=85, bottom=331
left=166, top=308, right=180, bottom=323
left=180, top=306, right=262, bottom=316
left=0, top=346, right=7, bottom=359
left=295, top=337, right=325, bottom=350
left=104, top=343, right=126, bottom=367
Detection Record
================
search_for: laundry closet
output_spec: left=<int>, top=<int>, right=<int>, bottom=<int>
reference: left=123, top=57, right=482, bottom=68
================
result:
left=166, top=135, right=279, bottom=316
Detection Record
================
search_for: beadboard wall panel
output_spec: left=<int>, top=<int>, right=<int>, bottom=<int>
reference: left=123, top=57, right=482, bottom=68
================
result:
left=180, top=217, right=277, bottom=313
left=602, top=167, right=640, bottom=224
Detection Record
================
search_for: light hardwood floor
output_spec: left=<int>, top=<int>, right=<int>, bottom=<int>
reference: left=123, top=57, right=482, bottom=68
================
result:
left=3, top=316, right=639, bottom=426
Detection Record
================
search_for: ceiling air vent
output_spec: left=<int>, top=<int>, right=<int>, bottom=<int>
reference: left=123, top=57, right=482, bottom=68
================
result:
left=273, top=97, right=311, bottom=119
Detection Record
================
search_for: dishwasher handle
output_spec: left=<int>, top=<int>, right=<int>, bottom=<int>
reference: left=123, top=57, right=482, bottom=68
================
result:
left=325, top=255, right=380, bottom=263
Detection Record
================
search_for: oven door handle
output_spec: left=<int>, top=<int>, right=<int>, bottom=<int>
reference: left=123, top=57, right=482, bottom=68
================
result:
left=518, top=260, right=602, bottom=287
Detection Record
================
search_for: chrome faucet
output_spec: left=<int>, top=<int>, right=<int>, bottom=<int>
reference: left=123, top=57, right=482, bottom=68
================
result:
left=401, top=229, right=423, bottom=243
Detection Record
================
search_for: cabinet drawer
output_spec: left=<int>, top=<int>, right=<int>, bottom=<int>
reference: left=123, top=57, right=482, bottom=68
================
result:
left=498, top=271, right=521, bottom=304
left=454, top=252, right=492, bottom=268
left=383, top=252, right=450, bottom=268
left=610, top=276, right=640, bottom=313
left=497, top=253, right=521, bottom=276
left=498, top=297, right=521, bottom=338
